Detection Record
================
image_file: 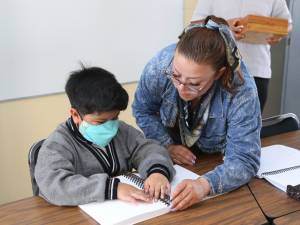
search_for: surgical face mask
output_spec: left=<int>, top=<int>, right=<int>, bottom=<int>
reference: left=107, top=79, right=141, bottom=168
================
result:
left=79, top=120, right=119, bottom=147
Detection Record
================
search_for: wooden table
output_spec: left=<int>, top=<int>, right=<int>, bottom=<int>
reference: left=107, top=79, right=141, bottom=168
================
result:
left=0, top=152, right=267, bottom=225
left=0, top=187, right=267, bottom=225
left=139, top=154, right=267, bottom=225
left=0, top=196, right=97, bottom=225
left=274, top=211, right=300, bottom=225
left=139, top=186, right=266, bottom=225
left=248, top=130, right=300, bottom=221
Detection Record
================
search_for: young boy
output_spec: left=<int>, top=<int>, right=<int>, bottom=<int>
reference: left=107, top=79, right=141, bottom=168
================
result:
left=34, top=66, right=175, bottom=206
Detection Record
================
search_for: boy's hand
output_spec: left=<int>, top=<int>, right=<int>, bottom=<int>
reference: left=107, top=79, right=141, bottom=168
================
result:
left=117, top=182, right=151, bottom=203
left=144, top=173, right=170, bottom=201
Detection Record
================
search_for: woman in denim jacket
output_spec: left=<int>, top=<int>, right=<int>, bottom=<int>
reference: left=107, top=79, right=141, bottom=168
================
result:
left=132, top=16, right=261, bottom=211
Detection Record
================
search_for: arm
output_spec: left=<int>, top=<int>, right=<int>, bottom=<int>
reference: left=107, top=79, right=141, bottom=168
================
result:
left=35, top=136, right=150, bottom=206
left=123, top=123, right=175, bottom=181
left=123, top=123, right=176, bottom=200
left=203, top=80, right=261, bottom=195
left=132, top=49, right=174, bottom=146
left=35, top=140, right=115, bottom=206
left=132, top=47, right=197, bottom=165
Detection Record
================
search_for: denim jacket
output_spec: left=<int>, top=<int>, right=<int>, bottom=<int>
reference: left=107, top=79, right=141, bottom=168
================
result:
left=132, top=44, right=261, bottom=195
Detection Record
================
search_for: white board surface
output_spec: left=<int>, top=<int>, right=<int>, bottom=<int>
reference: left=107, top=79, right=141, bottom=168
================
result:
left=0, top=0, right=183, bottom=101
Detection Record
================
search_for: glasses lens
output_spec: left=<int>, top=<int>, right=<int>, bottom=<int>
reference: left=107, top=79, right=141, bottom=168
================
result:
left=171, top=76, right=181, bottom=86
left=186, top=85, right=201, bottom=93
left=168, top=74, right=201, bottom=93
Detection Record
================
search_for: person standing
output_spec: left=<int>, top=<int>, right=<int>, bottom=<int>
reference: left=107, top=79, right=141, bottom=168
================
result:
left=191, top=0, right=292, bottom=112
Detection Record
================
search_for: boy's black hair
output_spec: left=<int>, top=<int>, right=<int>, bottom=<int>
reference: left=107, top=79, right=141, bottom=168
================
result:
left=65, top=66, right=128, bottom=115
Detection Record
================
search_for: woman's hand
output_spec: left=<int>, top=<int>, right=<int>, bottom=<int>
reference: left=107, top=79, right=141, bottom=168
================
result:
left=144, top=173, right=170, bottom=201
left=171, top=177, right=210, bottom=211
left=117, top=182, right=151, bottom=203
left=167, top=144, right=196, bottom=166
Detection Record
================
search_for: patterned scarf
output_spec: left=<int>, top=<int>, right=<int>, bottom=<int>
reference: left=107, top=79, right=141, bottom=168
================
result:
left=178, top=82, right=217, bottom=147
left=185, top=19, right=241, bottom=72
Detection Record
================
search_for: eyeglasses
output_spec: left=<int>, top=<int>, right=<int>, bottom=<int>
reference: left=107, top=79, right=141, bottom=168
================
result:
left=164, top=59, right=203, bottom=94
left=165, top=73, right=203, bottom=93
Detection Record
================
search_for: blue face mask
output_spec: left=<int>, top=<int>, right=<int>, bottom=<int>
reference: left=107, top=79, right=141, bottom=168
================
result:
left=79, top=120, right=119, bottom=147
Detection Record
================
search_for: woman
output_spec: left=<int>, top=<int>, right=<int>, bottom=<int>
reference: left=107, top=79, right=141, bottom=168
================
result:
left=132, top=16, right=261, bottom=210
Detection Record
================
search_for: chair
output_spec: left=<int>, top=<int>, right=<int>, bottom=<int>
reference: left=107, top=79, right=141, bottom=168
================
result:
left=261, top=113, right=300, bottom=138
left=28, top=139, right=45, bottom=196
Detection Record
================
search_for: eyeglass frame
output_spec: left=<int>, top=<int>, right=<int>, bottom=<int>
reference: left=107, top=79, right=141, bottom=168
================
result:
left=164, top=58, right=205, bottom=94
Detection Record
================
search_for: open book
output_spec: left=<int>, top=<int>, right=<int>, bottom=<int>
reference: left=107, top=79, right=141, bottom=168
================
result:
left=79, top=165, right=199, bottom=225
left=257, top=145, right=300, bottom=192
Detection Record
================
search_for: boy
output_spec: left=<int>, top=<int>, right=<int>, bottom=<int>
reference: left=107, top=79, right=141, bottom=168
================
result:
left=34, top=66, right=175, bottom=206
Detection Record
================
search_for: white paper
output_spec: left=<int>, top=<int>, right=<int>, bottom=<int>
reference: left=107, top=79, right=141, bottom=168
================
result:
left=257, top=145, right=300, bottom=192
left=79, top=165, right=200, bottom=225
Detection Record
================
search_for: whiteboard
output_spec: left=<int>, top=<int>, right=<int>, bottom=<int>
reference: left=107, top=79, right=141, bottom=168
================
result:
left=0, top=0, right=183, bottom=101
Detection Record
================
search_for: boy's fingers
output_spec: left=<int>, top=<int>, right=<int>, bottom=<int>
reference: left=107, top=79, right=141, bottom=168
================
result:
left=148, top=185, right=155, bottom=199
left=144, top=183, right=150, bottom=194
left=167, top=183, right=171, bottom=195
left=160, top=185, right=165, bottom=199
left=127, top=195, right=137, bottom=203
left=131, top=191, right=150, bottom=202
left=154, top=185, right=160, bottom=201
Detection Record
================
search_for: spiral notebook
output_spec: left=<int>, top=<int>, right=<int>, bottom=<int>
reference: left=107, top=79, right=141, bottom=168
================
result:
left=257, top=145, right=300, bottom=192
left=79, top=165, right=199, bottom=225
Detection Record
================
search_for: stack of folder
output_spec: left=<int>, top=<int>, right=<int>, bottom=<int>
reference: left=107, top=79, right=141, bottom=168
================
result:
left=237, top=14, right=288, bottom=44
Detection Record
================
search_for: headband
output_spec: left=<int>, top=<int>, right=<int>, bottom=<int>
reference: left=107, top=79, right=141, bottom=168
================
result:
left=184, top=19, right=241, bottom=72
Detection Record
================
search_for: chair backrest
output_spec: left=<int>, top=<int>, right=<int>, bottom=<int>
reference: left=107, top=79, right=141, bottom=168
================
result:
left=28, top=139, right=45, bottom=196
left=261, top=113, right=300, bottom=138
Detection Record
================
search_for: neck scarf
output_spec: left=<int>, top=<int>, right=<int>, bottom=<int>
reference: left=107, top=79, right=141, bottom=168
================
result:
left=178, top=82, right=217, bottom=147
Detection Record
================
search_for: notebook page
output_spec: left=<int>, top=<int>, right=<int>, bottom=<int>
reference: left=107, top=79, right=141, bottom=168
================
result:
left=264, top=169, right=300, bottom=192
left=79, top=175, right=169, bottom=225
left=257, top=145, right=300, bottom=178
left=79, top=165, right=200, bottom=225
left=171, top=165, right=200, bottom=193
left=79, top=199, right=169, bottom=225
